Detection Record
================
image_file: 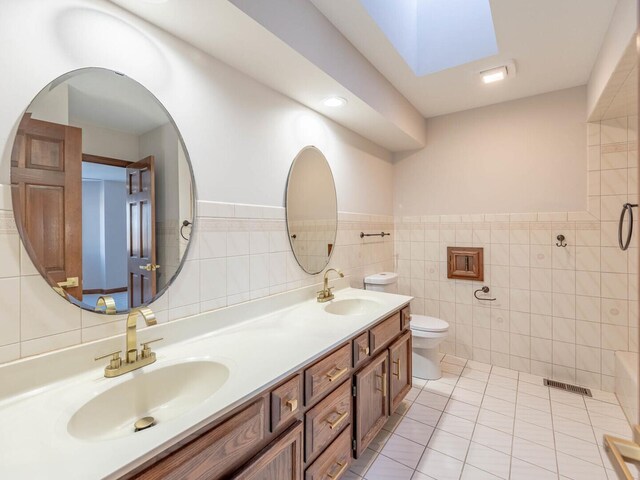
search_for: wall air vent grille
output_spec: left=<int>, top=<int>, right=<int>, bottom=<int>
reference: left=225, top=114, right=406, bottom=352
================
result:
left=543, top=379, right=592, bottom=397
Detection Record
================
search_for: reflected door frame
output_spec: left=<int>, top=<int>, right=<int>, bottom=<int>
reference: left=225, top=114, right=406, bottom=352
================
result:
left=126, top=156, right=157, bottom=308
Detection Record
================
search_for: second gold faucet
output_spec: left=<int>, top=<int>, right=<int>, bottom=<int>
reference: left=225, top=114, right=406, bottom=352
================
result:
left=317, top=268, right=344, bottom=302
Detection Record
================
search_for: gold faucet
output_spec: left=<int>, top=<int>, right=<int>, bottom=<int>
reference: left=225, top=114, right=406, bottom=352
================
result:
left=95, top=307, right=162, bottom=378
left=317, top=268, right=344, bottom=302
left=95, top=295, right=117, bottom=314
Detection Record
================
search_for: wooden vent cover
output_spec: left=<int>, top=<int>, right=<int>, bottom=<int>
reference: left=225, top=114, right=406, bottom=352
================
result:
left=447, top=247, right=484, bottom=281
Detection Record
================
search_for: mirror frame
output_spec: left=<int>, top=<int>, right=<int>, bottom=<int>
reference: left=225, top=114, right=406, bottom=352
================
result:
left=284, top=145, right=338, bottom=275
left=10, top=67, right=198, bottom=314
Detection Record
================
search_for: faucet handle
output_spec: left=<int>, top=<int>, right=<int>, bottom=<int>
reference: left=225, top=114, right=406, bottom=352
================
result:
left=141, top=338, right=163, bottom=359
left=95, top=350, right=122, bottom=370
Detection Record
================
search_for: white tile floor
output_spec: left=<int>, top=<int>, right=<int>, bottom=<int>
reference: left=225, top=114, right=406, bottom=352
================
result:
left=346, top=354, right=636, bottom=480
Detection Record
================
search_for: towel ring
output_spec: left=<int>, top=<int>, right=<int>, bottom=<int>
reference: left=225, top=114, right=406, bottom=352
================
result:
left=619, top=203, right=638, bottom=251
left=180, top=220, right=192, bottom=241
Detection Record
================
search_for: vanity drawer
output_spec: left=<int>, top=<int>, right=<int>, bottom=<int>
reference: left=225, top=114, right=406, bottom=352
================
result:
left=304, top=380, right=352, bottom=461
left=271, top=374, right=302, bottom=432
left=352, top=331, right=370, bottom=368
left=304, top=343, right=351, bottom=405
left=304, top=426, right=352, bottom=480
left=369, top=312, right=401, bottom=355
left=135, top=399, right=266, bottom=479
left=401, top=306, right=411, bottom=330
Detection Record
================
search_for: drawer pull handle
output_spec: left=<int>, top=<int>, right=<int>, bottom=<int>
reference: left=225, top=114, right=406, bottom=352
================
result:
left=326, top=411, right=348, bottom=430
left=286, top=398, right=298, bottom=412
left=326, top=366, right=348, bottom=382
left=376, top=372, right=387, bottom=397
left=360, top=345, right=369, bottom=355
left=327, top=461, right=347, bottom=478
left=393, top=358, right=401, bottom=379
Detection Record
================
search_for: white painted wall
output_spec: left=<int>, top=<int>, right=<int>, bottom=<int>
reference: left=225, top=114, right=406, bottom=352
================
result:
left=139, top=123, right=179, bottom=223
left=26, top=83, right=69, bottom=125
left=394, top=86, right=588, bottom=215
left=0, top=0, right=394, bottom=216
left=74, top=121, right=140, bottom=162
left=81, top=180, right=103, bottom=290
left=102, top=180, right=127, bottom=290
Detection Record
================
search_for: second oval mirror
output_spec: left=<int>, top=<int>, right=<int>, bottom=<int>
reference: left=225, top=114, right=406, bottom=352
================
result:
left=285, top=146, right=337, bottom=274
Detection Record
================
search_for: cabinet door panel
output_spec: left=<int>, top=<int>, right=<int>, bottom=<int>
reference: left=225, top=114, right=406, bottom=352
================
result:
left=353, top=352, right=388, bottom=458
left=232, top=422, right=303, bottom=480
left=389, top=331, right=412, bottom=413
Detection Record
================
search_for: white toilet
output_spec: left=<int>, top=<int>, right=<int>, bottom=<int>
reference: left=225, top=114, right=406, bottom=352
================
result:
left=364, top=272, right=450, bottom=380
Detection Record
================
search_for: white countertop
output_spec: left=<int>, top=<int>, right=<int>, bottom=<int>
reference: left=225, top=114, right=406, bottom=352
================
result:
left=0, top=285, right=411, bottom=479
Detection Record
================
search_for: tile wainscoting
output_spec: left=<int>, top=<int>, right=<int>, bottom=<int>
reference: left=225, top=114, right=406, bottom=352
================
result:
left=395, top=115, right=638, bottom=392
left=0, top=198, right=393, bottom=365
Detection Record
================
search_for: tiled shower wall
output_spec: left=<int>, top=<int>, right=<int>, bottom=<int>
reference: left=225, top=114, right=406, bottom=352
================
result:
left=0, top=200, right=393, bottom=365
left=396, top=115, right=638, bottom=391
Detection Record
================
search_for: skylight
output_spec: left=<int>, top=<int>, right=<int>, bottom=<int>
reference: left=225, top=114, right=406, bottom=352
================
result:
left=360, top=0, right=498, bottom=76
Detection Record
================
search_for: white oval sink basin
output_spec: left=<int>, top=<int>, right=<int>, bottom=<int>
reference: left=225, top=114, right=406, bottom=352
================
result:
left=68, top=361, right=229, bottom=441
left=324, top=298, right=381, bottom=316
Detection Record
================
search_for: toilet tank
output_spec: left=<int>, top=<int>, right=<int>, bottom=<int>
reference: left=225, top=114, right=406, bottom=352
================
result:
left=364, top=272, right=398, bottom=293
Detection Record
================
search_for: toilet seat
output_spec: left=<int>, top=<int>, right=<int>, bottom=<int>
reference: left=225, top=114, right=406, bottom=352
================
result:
left=410, top=314, right=449, bottom=333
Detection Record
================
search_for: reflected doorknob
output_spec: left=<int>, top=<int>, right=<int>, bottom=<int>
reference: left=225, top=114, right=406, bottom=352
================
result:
left=57, top=277, right=79, bottom=288
left=139, top=264, right=160, bottom=271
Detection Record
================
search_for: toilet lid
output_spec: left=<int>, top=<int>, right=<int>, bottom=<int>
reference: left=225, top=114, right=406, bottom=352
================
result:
left=364, top=272, right=398, bottom=285
left=410, top=314, right=449, bottom=332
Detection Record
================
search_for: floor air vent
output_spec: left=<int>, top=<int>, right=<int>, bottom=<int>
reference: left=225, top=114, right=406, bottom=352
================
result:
left=543, top=378, right=592, bottom=397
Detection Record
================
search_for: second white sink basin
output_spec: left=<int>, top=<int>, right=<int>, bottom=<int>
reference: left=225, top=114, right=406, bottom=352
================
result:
left=68, top=360, right=229, bottom=441
left=324, top=298, right=381, bottom=316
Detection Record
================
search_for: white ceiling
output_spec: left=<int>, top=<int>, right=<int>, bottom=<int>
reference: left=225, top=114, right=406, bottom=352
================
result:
left=107, top=0, right=621, bottom=151
left=108, top=0, right=427, bottom=152
left=311, top=0, right=618, bottom=118
left=66, top=70, right=170, bottom=135
left=590, top=39, right=638, bottom=121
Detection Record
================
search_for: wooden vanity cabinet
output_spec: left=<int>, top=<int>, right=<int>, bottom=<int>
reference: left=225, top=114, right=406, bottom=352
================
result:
left=125, top=304, right=411, bottom=480
left=353, top=351, right=389, bottom=458
left=389, top=331, right=412, bottom=413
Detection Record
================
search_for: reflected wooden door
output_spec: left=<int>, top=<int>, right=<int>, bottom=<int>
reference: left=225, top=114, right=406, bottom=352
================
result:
left=11, top=114, right=83, bottom=299
left=126, top=156, right=156, bottom=308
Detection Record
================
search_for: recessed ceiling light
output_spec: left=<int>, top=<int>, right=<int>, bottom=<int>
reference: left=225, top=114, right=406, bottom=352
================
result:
left=480, top=66, right=508, bottom=84
left=322, top=96, right=347, bottom=107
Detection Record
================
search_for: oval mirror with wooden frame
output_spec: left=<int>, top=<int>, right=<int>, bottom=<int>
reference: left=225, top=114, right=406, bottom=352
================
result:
left=285, top=146, right=337, bottom=274
left=10, top=68, right=196, bottom=314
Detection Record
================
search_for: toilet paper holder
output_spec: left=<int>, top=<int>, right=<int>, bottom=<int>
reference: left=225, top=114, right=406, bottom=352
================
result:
left=474, top=286, right=496, bottom=301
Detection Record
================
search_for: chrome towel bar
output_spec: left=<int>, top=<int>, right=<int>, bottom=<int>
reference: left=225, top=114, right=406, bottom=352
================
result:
left=360, top=232, right=390, bottom=238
